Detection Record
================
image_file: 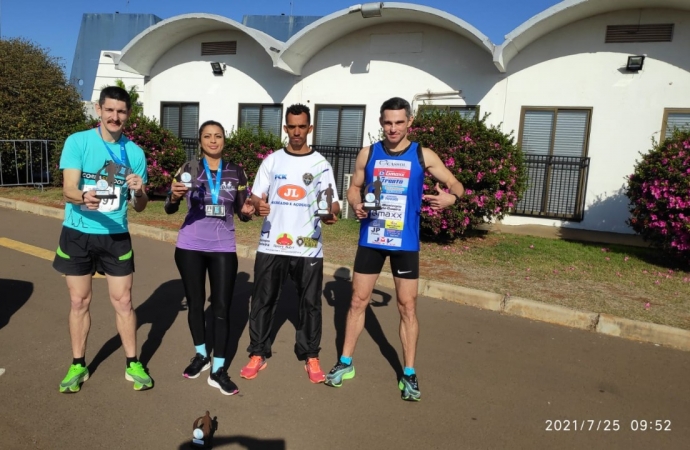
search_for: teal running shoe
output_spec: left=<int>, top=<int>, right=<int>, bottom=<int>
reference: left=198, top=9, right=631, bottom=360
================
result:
left=324, top=361, right=355, bottom=387
left=59, top=364, right=89, bottom=393
left=398, top=374, right=421, bottom=401
left=125, top=361, right=153, bottom=391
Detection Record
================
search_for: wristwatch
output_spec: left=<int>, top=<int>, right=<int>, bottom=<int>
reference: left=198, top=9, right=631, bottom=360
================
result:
left=81, top=191, right=87, bottom=204
left=454, top=194, right=461, bottom=204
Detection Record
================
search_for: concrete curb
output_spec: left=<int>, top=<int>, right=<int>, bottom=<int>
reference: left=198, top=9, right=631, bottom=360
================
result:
left=504, top=297, right=599, bottom=331
left=2, top=196, right=689, bottom=352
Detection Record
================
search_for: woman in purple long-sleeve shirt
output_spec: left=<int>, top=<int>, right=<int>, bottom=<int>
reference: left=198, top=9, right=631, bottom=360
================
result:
left=165, top=120, right=254, bottom=396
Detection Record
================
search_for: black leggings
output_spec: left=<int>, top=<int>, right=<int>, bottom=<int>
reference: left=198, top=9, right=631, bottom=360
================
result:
left=174, top=248, right=238, bottom=359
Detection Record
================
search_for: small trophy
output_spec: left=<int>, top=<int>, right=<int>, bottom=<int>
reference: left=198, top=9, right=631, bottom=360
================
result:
left=191, top=411, right=213, bottom=448
left=317, top=183, right=335, bottom=220
left=94, top=179, right=116, bottom=199
left=362, top=176, right=383, bottom=211
left=180, top=172, right=193, bottom=188
left=177, top=160, right=200, bottom=190
left=317, top=199, right=333, bottom=220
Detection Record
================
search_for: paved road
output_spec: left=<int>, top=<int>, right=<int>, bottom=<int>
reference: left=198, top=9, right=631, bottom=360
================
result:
left=0, top=208, right=689, bottom=450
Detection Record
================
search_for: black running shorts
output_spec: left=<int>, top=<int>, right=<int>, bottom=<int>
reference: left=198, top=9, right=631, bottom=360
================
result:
left=52, top=226, right=135, bottom=277
left=353, top=245, right=419, bottom=279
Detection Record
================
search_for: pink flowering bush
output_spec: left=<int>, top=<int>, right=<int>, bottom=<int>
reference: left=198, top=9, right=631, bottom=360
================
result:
left=122, top=115, right=186, bottom=195
left=222, top=126, right=285, bottom=185
left=408, top=109, right=527, bottom=241
left=626, top=129, right=690, bottom=256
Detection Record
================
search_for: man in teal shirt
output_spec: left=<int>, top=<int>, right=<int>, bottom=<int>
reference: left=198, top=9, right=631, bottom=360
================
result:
left=53, top=86, right=153, bottom=392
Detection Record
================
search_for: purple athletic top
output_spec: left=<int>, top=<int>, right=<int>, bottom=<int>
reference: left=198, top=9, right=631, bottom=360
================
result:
left=175, top=160, right=250, bottom=252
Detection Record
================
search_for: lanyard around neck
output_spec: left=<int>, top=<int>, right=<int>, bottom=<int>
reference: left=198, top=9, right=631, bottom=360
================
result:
left=98, top=126, right=129, bottom=167
left=202, top=158, right=222, bottom=205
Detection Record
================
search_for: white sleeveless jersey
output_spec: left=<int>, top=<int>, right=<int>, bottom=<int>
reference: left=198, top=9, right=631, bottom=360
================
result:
left=251, top=148, right=339, bottom=258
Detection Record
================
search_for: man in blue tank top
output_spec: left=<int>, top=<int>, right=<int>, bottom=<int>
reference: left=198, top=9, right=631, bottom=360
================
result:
left=325, top=97, right=465, bottom=401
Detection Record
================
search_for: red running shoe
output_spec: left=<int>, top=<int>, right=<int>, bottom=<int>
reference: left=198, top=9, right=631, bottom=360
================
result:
left=240, top=355, right=267, bottom=380
left=305, top=357, right=326, bottom=384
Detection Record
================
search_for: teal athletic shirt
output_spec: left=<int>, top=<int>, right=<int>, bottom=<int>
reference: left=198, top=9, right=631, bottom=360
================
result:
left=60, top=128, right=148, bottom=235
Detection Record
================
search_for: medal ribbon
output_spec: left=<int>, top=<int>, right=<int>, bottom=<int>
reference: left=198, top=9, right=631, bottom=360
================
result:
left=202, top=158, right=222, bottom=205
left=98, top=126, right=129, bottom=167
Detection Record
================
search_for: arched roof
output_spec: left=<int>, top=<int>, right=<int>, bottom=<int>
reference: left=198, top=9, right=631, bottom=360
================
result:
left=278, top=2, right=495, bottom=75
left=494, top=0, right=690, bottom=72
left=112, top=13, right=285, bottom=76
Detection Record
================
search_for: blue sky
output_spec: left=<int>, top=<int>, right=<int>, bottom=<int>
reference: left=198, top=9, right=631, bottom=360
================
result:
left=0, top=0, right=561, bottom=74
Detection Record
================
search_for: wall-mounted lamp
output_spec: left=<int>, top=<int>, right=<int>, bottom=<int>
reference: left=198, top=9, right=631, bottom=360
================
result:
left=626, top=55, right=645, bottom=72
left=361, top=2, right=383, bottom=18
left=210, top=62, right=226, bottom=76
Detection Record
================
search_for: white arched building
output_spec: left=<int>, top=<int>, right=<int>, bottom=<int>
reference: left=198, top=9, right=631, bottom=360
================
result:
left=93, top=0, right=690, bottom=234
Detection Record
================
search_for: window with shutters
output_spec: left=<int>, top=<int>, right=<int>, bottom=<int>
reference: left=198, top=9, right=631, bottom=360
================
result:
left=417, top=105, right=479, bottom=120
left=161, top=102, right=200, bottom=160
left=238, top=104, right=283, bottom=137
left=312, top=105, right=366, bottom=199
left=313, top=105, right=366, bottom=148
left=661, top=109, right=690, bottom=141
left=514, top=107, right=592, bottom=221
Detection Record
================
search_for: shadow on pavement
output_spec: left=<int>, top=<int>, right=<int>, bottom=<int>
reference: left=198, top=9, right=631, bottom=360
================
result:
left=0, top=279, right=33, bottom=330
left=88, top=279, right=186, bottom=375
left=179, top=415, right=285, bottom=450
left=178, top=436, right=285, bottom=450
left=323, top=268, right=403, bottom=380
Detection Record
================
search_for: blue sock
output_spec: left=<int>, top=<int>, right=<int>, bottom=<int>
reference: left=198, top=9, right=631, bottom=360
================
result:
left=212, top=357, right=225, bottom=372
left=340, top=355, right=352, bottom=365
left=195, top=344, right=207, bottom=357
left=404, top=367, right=416, bottom=376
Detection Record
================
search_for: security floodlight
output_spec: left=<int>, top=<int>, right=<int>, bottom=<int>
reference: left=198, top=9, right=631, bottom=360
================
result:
left=361, top=2, right=383, bottom=18
left=626, top=55, right=645, bottom=72
left=210, top=62, right=225, bottom=76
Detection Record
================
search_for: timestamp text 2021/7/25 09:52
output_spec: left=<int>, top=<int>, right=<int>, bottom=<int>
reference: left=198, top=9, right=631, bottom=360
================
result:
left=545, top=419, right=671, bottom=432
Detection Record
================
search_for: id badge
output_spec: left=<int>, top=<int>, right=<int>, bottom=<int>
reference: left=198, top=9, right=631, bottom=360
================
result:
left=205, top=204, right=226, bottom=217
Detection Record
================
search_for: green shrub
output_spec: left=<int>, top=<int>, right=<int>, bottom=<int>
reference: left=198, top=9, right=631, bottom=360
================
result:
left=1, top=38, right=87, bottom=184
left=408, top=110, right=527, bottom=241
left=222, top=126, right=285, bottom=186
left=0, top=38, right=86, bottom=141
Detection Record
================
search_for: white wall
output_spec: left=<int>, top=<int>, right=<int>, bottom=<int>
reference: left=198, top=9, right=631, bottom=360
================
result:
left=496, top=8, right=690, bottom=233
left=92, top=51, right=145, bottom=102
left=294, top=22, right=501, bottom=145
left=144, top=31, right=295, bottom=134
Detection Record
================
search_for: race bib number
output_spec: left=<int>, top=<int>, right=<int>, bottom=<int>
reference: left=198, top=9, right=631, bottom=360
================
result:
left=81, top=185, right=121, bottom=212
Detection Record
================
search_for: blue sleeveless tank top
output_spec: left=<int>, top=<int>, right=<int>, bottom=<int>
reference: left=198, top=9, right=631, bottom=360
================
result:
left=358, top=141, right=424, bottom=251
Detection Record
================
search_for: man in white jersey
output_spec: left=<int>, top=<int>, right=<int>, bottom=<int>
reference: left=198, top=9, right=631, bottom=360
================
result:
left=240, top=104, right=340, bottom=384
